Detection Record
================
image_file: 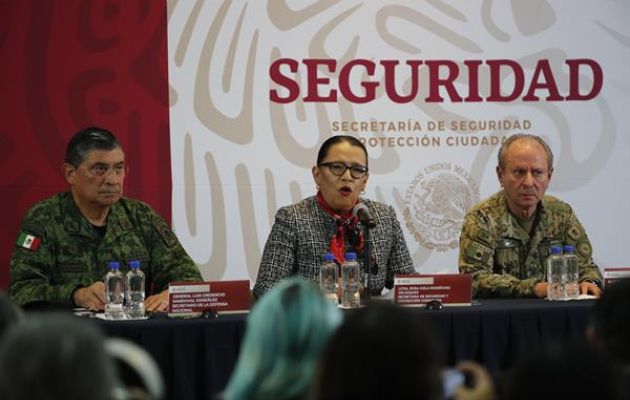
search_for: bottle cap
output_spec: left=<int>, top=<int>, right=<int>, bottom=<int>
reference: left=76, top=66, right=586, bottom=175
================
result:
left=108, top=261, right=120, bottom=270
left=129, top=260, right=141, bottom=269
left=563, top=245, right=575, bottom=254
left=324, top=253, right=334, bottom=262
left=345, top=252, right=357, bottom=261
left=550, top=245, right=562, bottom=255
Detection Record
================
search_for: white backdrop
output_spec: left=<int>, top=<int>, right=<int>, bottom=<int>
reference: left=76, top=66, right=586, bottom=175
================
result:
left=167, top=0, right=630, bottom=284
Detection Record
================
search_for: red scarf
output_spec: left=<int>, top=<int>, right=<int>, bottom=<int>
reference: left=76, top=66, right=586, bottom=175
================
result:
left=316, top=191, right=364, bottom=264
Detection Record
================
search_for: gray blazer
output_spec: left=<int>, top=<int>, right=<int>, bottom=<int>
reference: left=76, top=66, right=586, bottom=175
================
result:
left=253, top=196, right=415, bottom=298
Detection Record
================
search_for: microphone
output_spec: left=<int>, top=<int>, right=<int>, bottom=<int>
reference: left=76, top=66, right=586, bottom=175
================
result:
left=353, top=203, right=376, bottom=229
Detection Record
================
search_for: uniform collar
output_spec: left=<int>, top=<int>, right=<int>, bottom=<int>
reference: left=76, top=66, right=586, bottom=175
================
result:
left=60, top=192, right=133, bottom=238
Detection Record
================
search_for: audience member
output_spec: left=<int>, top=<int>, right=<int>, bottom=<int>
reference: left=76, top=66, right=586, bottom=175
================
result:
left=0, top=313, right=117, bottom=400
left=587, top=278, right=630, bottom=398
left=310, top=302, right=494, bottom=400
left=502, top=342, right=623, bottom=400
left=0, top=291, right=22, bottom=339
left=222, top=277, right=342, bottom=400
left=106, top=338, right=165, bottom=400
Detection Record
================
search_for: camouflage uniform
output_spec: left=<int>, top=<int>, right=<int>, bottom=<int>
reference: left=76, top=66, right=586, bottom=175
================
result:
left=459, top=191, right=602, bottom=298
left=9, top=192, right=202, bottom=307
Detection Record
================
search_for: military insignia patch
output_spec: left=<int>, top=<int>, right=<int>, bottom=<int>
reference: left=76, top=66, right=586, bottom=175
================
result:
left=17, top=232, right=41, bottom=251
left=466, top=240, right=493, bottom=264
left=567, top=226, right=581, bottom=241
left=577, top=240, right=592, bottom=258
left=153, top=219, right=177, bottom=247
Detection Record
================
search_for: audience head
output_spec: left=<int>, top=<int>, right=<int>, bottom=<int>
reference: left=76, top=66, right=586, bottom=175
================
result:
left=0, top=291, right=22, bottom=339
left=503, top=342, right=622, bottom=400
left=311, top=302, right=443, bottom=400
left=0, top=313, right=117, bottom=400
left=313, top=135, right=369, bottom=213
left=106, top=338, right=165, bottom=400
left=588, top=278, right=630, bottom=366
left=222, top=277, right=342, bottom=400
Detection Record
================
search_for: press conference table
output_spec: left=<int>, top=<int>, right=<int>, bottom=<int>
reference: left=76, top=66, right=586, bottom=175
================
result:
left=96, top=298, right=596, bottom=400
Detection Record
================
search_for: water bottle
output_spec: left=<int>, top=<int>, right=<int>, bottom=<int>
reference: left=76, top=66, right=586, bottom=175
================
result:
left=546, top=245, right=566, bottom=301
left=125, top=260, right=146, bottom=319
left=319, top=253, right=339, bottom=304
left=341, top=252, right=360, bottom=308
left=563, top=245, right=580, bottom=299
left=105, top=261, right=125, bottom=319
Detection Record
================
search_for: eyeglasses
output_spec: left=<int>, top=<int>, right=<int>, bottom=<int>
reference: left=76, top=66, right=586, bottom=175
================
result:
left=86, top=164, right=128, bottom=178
left=318, top=162, right=368, bottom=179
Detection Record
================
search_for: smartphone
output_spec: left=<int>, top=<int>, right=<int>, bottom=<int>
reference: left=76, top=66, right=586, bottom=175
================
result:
left=442, top=368, right=465, bottom=399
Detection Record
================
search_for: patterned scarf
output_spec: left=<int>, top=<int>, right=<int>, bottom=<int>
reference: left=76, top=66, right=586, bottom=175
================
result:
left=316, top=191, right=364, bottom=264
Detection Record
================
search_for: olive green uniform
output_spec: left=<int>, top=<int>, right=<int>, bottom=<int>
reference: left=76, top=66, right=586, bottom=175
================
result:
left=459, top=191, right=602, bottom=298
left=10, top=192, right=202, bottom=307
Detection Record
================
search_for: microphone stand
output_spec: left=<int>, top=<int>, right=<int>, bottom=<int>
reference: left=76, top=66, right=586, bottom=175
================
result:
left=362, top=219, right=375, bottom=303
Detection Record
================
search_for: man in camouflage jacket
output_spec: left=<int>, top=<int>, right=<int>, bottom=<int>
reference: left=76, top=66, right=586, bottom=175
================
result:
left=10, top=127, right=201, bottom=310
left=459, top=134, right=602, bottom=298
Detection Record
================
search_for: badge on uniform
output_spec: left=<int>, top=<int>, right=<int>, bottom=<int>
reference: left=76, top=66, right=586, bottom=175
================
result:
left=17, top=232, right=41, bottom=251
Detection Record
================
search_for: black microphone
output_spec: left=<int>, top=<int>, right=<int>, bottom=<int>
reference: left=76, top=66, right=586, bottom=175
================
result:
left=353, top=203, right=376, bottom=229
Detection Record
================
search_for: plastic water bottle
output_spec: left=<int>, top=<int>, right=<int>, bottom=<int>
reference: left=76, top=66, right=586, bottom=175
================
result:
left=125, top=260, right=146, bottom=319
left=105, top=261, right=125, bottom=319
left=319, top=253, right=339, bottom=304
left=341, top=252, right=360, bottom=308
left=547, top=245, right=566, bottom=301
left=563, top=245, right=580, bottom=299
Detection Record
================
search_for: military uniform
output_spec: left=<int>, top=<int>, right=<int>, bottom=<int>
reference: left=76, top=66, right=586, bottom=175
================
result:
left=10, top=192, right=202, bottom=307
left=459, top=191, right=602, bottom=298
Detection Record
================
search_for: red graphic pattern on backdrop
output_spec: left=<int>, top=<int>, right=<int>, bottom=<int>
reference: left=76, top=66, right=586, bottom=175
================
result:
left=0, top=1, right=171, bottom=289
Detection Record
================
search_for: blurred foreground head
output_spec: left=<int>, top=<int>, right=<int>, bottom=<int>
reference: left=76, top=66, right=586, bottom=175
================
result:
left=223, top=277, right=341, bottom=400
left=0, top=313, right=116, bottom=400
left=311, top=302, right=443, bottom=400
left=588, top=278, right=630, bottom=365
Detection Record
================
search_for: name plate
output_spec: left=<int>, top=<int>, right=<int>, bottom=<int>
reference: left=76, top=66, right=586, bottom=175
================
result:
left=207, top=280, right=251, bottom=314
left=167, top=280, right=251, bottom=316
left=603, top=267, right=630, bottom=287
left=394, top=274, right=473, bottom=307
left=168, top=282, right=212, bottom=315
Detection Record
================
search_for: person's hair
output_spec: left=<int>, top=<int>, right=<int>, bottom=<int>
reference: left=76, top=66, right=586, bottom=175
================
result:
left=0, top=313, right=117, bottom=400
left=65, top=126, right=121, bottom=167
left=310, top=302, right=443, bottom=400
left=497, top=133, right=553, bottom=171
left=0, top=291, right=22, bottom=340
left=589, top=278, right=630, bottom=365
left=316, top=135, right=369, bottom=167
left=106, top=338, right=165, bottom=400
left=503, top=342, right=623, bottom=400
left=222, top=277, right=341, bottom=400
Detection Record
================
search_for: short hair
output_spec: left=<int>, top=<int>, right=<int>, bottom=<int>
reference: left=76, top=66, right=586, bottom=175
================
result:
left=0, top=313, right=117, bottom=400
left=311, top=302, right=443, bottom=400
left=589, top=278, right=630, bottom=365
left=222, top=277, right=341, bottom=400
left=0, top=291, right=22, bottom=340
left=65, top=126, right=121, bottom=167
left=504, top=342, right=622, bottom=400
left=497, top=133, right=553, bottom=171
left=316, top=135, right=369, bottom=167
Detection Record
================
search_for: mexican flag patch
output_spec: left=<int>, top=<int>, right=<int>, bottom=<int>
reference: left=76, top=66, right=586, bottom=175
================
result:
left=17, top=232, right=41, bottom=251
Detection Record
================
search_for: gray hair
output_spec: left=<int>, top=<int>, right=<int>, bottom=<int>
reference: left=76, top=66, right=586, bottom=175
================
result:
left=497, top=133, right=554, bottom=171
